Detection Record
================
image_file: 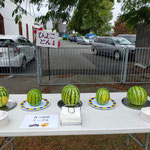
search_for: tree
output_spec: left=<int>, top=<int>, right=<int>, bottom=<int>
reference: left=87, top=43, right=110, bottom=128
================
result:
left=67, top=0, right=91, bottom=35
left=113, top=19, right=135, bottom=36
left=0, top=0, right=78, bottom=23
left=1, top=0, right=114, bottom=25
left=68, top=0, right=113, bottom=34
left=117, top=0, right=150, bottom=30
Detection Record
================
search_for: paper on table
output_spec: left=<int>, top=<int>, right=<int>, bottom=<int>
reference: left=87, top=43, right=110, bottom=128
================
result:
left=60, top=106, right=82, bottom=126
left=20, top=115, right=59, bottom=128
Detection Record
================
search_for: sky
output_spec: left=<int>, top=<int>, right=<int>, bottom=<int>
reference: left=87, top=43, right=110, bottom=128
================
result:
left=111, top=0, right=122, bottom=26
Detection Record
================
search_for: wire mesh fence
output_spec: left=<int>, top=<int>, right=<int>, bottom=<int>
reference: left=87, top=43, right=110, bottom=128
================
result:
left=38, top=47, right=126, bottom=85
left=1, top=43, right=150, bottom=85
left=125, top=47, right=150, bottom=83
left=0, top=42, right=37, bottom=76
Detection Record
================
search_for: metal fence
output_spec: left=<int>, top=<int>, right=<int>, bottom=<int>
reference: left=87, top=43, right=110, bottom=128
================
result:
left=0, top=42, right=37, bottom=76
left=36, top=47, right=115, bottom=85
left=125, top=47, right=150, bottom=83
left=1, top=43, right=150, bottom=85
left=37, top=46, right=150, bottom=85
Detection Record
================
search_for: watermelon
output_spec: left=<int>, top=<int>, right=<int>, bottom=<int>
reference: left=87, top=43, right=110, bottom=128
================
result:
left=0, top=86, right=9, bottom=107
left=127, top=86, right=147, bottom=106
left=61, top=85, right=80, bottom=106
left=96, top=88, right=110, bottom=105
left=27, top=89, right=42, bottom=106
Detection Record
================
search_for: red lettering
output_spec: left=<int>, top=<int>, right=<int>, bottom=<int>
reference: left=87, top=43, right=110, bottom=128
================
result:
left=45, top=40, right=50, bottom=45
left=40, top=39, right=45, bottom=44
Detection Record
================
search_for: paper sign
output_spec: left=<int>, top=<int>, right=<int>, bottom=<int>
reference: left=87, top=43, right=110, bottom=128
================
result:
left=20, top=115, right=59, bottom=128
left=36, top=30, right=58, bottom=48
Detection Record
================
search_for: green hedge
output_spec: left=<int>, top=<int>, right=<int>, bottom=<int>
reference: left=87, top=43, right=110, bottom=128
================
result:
left=63, top=37, right=68, bottom=40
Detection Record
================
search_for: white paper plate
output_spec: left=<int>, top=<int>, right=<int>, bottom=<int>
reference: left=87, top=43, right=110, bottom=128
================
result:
left=0, top=111, right=8, bottom=121
left=140, top=107, right=150, bottom=123
left=0, top=111, right=9, bottom=128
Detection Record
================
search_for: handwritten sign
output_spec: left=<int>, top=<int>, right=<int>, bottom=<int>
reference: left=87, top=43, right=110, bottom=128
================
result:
left=20, top=115, right=59, bottom=128
left=36, top=30, right=58, bottom=48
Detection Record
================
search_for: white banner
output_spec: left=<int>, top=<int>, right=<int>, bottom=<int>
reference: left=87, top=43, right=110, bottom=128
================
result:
left=36, top=30, right=58, bottom=48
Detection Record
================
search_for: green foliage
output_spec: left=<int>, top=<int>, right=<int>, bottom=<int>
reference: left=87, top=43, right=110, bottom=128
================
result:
left=96, top=33, right=111, bottom=36
left=113, top=18, right=135, bottom=36
left=0, top=0, right=78, bottom=23
left=0, top=0, right=113, bottom=26
left=118, top=0, right=150, bottom=30
left=0, top=0, right=5, bottom=8
left=68, top=0, right=113, bottom=34
left=63, top=37, right=68, bottom=40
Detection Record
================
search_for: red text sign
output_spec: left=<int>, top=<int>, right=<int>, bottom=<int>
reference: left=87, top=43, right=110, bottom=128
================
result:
left=36, top=31, right=58, bottom=48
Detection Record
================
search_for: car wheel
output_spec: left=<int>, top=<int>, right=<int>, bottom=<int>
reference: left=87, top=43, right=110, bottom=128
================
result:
left=21, top=57, right=27, bottom=72
left=93, top=49, right=98, bottom=55
left=114, top=51, right=121, bottom=60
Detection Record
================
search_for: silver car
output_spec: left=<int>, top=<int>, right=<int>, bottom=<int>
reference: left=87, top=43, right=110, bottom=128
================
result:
left=91, top=37, right=135, bottom=60
left=77, top=36, right=93, bottom=45
left=0, top=35, right=36, bottom=71
left=117, top=34, right=136, bottom=45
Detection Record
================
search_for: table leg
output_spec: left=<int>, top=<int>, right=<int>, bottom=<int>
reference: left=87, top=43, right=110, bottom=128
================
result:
left=0, top=137, right=15, bottom=150
left=126, top=135, right=130, bottom=146
left=144, top=133, right=149, bottom=150
left=126, top=133, right=149, bottom=150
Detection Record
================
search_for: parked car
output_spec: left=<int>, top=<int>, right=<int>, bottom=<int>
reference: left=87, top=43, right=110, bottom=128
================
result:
left=117, top=34, right=136, bottom=45
left=68, top=36, right=77, bottom=42
left=77, top=36, right=93, bottom=45
left=0, top=35, right=36, bottom=71
left=91, top=37, right=135, bottom=60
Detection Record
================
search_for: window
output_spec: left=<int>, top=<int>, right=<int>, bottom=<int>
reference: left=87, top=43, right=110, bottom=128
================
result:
left=0, top=39, right=14, bottom=47
left=18, top=37, right=30, bottom=44
left=0, top=14, right=5, bottom=35
left=95, top=38, right=106, bottom=43
left=106, top=38, right=114, bottom=45
left=19, top=21, right=23, bottom=35
left=114, top=38, right=132, bottom=45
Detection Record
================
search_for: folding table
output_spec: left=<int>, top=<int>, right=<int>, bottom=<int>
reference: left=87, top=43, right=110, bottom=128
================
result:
left=0, top=93, right=149, bottom=150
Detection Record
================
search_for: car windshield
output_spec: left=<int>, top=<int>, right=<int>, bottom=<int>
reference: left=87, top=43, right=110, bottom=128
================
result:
left=114, top=38, right=132, bottom=45
left=129, top=38, right=136, bottom=43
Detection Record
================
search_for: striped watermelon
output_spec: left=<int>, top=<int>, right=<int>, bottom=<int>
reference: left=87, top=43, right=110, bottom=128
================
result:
left=27, top=89, right=42, bottom=106
left=61, top=85, right=80, bottom=106
left=0, top=86, right=9, bottom=107
left=96, top=88, right=110, bottom=105
left=127, top=86, right=147, bottom=105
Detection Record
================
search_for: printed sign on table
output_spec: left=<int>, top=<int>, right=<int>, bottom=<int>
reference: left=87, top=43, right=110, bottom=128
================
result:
left=20, top=115, right=59, bottom=128
left=36, top=30, right=58, bottom=48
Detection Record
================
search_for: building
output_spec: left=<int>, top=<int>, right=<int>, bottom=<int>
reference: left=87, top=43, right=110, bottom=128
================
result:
left=0, top=0, right=35, bottom=42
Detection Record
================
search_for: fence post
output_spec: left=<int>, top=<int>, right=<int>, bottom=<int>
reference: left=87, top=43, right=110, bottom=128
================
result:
left=37, top=47, right=41, bottom=85
left=48, top=47, right=51, bottom=80
left=123, top=48, right=129, bottom=83
left=7, top=45, right=12, bottom=76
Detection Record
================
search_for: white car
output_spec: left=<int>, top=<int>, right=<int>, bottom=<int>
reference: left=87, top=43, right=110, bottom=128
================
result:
left=77, top=36, right=93, bottom=45
left=0, top=35, right=36, bottom=71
